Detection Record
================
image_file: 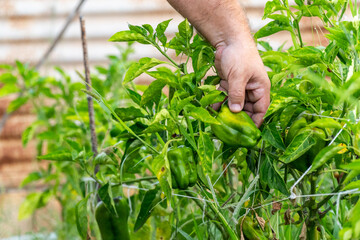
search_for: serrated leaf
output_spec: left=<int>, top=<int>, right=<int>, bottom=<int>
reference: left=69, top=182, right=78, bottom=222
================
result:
left=37, top=151, right=73, bottom=161
left=280, top=131, right=316, bottom=163
left=124, top=58, right=165, bottom=84
left=262, top=123, right=286, bottom=151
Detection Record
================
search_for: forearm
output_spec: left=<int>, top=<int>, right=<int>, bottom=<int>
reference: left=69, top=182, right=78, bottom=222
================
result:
left=167, top=0, right=254, bottom=48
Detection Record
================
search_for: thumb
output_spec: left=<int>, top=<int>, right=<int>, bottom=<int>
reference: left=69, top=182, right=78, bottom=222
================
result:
left=227, top=76, right=246, bottom=112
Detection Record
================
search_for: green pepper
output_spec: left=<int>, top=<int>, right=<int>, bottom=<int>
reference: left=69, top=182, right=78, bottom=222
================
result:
left=285, top=117, right=307, bottom=145
left=168, top=146, right=197, bottom=190
left=236, top=216, right=267, bottom=240
left=95, top=198, right=130, bottom=240
left=211, top=104, right=261, bottom=148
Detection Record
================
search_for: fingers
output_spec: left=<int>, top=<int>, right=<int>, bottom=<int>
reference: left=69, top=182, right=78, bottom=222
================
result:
left=212, top=85, right=227, bottom=110
left=227, top=71, right=246, bottom=112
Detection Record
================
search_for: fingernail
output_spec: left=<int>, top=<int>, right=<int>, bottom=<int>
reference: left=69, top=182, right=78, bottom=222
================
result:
left=230, top=103, right=242, bottom=112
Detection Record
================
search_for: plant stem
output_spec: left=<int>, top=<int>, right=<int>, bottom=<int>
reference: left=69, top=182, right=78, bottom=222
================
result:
left=185, top=191, right=229, bottom=238
left=152, top=42, right=180, bottom=70
left=307, top=174, right=317, bottom=239
left=112, top=176, right=158, bottom=186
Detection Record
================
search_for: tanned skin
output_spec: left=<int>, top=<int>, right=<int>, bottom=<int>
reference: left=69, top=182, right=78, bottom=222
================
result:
left=167, top=0, right=270, bottom=127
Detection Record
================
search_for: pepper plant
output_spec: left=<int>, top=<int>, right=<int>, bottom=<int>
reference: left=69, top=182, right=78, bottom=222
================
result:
left=1, top=0, right=360, bottom=239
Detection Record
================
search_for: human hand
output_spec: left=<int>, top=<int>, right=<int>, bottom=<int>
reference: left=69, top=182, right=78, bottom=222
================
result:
left=213, top=41, right=271, bottom=127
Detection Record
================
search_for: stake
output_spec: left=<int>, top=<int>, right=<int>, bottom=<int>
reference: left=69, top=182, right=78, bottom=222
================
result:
left=80, top=16, right=97, bottom=240
left=80, top=16, right=99, bottom=163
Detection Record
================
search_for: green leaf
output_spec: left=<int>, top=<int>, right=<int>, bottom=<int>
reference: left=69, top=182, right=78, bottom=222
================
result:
left=65, top=139, right=82, bottom=152
left=280, top=104, right=299, bottom=129
left=198, top=131, right=214, bottom=176
left=146, top=69, right=179, bottom=85
left=98, top=183, right=117, bottom=216
left=114, top=106, right=145, bottom=121
left=140, top=79, right=166, bottom=107
left=280, top=131, right=316, bottom=163
left=152, top=109, right=172, bottom=123
left=200, top=91, right=226, bottom=107
left=261, top=155, right=289, bottom=195
left=151, top=141, right=173, bottom=205
left=134, top=188, right=160, bottom=232
left=75, top=196, right=90, bottom=240
left=126, top=88, right=142, bottom=106
left=178, top=19, right=193, bottom=41
left=262, top=123, right=286, bottom=151
left=20, top=172, right=42, bottom=188
left=142, top=24, right=154, bottom=36
left=184, top=106, right=220, bottom=125
left=173, top=96, right=195, bottom=115
left=37, top=151, right=73, bottom=161
left=341, top=160, right=360, bottom=171
left=263, top=0, right=287, bottom=19
left=343, top=180, right=360, bottom=191
left=0, top=72, right=17, bottom=84
left=7, top=96, right=28, bottom=113
left=18, top=192, right=42, bottom=220
left=109, top=30, right=148, bottom=43
left=265, top=96, right=295, bottom=118
left=255, top=15, right=292, bottom=39
left=0, top=83, right=20, bottom=97
left=143, top=123, right=167, bottom=134
left=156, top=19, right=172, bottom=46
left=192, top=46, right=214, bottom=71
left=22, top=125, right=35, bottom=147
left=124, top=58, right=165, bottom=84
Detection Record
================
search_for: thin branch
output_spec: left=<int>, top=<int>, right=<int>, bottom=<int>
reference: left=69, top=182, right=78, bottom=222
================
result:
left=0, top=0, right=87, bottom=136
left=35, top=0, right=87, bottom=69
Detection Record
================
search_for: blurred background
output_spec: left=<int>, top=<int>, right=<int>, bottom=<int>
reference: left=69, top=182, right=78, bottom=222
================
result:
left=0, top=0, right=327, bottom=238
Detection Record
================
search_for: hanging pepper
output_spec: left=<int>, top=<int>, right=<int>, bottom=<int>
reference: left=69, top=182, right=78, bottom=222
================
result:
left=167, top=146, right=197, bottom=189
left=95, top=198, right=130, bottom=240
left=236, top=216, right=267, bottom=240
left=211, top=104, right=261, bottom=148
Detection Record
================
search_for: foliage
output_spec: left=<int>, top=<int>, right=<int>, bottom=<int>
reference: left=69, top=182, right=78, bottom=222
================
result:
left=0, top=0, right=360, bottom=239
